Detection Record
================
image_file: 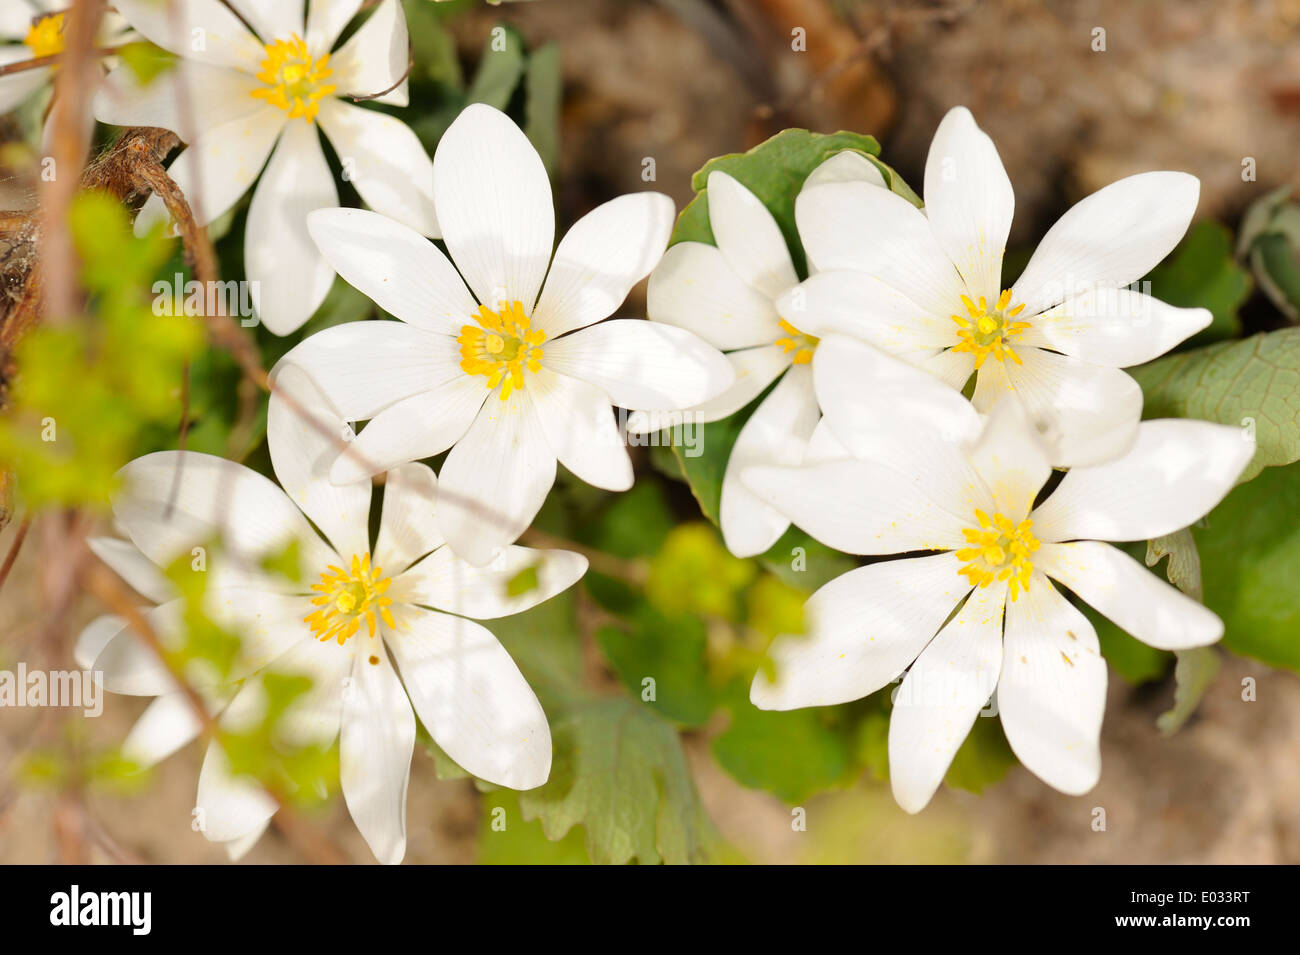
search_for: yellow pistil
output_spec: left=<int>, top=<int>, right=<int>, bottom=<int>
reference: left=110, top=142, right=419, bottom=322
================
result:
left=458, top=300, right=546, bottom=400
left=304, top=553, right=394, bottom=645
left=955, top=509, right=1040, bottom=601
left=24, top=13, right=66, bottom=58
left=774, top=318, right=819, bottom=365
left=249, top=35, right=336, bottom=122
left=950, top=288, right=1030, bottom=369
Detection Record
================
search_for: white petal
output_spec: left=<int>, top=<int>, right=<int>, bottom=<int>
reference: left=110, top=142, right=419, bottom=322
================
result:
left=436, top=392, right=557, bottom=566
left=999, top=576, right=1105, bottom=795
left=920, top=347, right=976, bottom=391
left=532, top=192, right=674, bottom=338
left=114, top=451, right=336, bottom=580
left=680, top=345, right=790, bottom=424
left=751, top=552, right=970, bottom=710
left=93, top=61, right=263, bottom=132
left=983, top=348, right=1143, bottom=467
left=1032, top=419, right=1255, bottom=543
left=134, top=107, right=285, bottom=235
left=123, top=691, right=209, bottom=769
left=112, top=0, right=266, bottom=71
left=1036, top=540, right=1223, bottom=650
left=967, top=397, right=1052, bottom=522
left=646, top=241, right=782, bottom=350
left=1022, top=287, right=1211, bottom=368
left=385, top=605, right=550, bottom=789
left=1012, top=172, right=1200, bottom=316
left=220, top=631, right=352, bottom=745
left=195, top=741, right=278, bottom=843
left=306, top=208, right=476, bottom=335
left=922, top=106, right=1014, bottom=304
left=226, top=0, right=303, bottom=42
left=278, top=320, right=461, bottom=421
left=374, top=463, right=444, bottom=575
left=246, top=123, right=336, bottom=338
left=305, top=0, right=363, bottom=54
left=889, top=581, right=1006, bottom=813
left=317, top=98, right=438, bottom=237
left=543, top=320, right=734, bottom=411
left=743, top=458, right=969, bottom=556
left=329, top=375, right=487, bottom=485
left=775, top=270, right=952, bottom=355
left=394, top=544, right=586, bottom=619
left=267, top=364, right=371, bottom=559
left=86, top=536, right=172, bottom=604
left=795, top=180, right=965, bottom=319
left=340, top=642, right=414, bottom=865
left=802, top=150, right=887, bottom=191
left=0, top=53, right=47, bottom=114
left=75, top=615, right=127, bottom=671
left=705, top=171, right=797, bottom=299
left=329, top=0, right=409, bottom=104
left=813, top=335, right=991, bottom=517
left=719, top=365, right=819, bottom=557
left=433, top=103, right=554, bottom=308
left=223, top=821, right=269, bottom=861
left=530, top=368, right=632, bottom=491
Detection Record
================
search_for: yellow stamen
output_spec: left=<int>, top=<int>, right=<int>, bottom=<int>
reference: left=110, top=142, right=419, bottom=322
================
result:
left=955, top=511, right=1040, bottom=601
left=774, top=318, right=819, bottom=365
left=950, top=287, right=1031, bottom=369
left=24, top=13, right=66, bottom=59
left=303, top=552, right=393, bottom=645
left=458, top=300, right=546, bottom=399
left=249, top=35, right=336, bottom=123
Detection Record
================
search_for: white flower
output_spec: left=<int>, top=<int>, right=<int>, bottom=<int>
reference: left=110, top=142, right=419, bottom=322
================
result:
left=284, top=103, right=733, bottom=566
left=93, top=0, right=436, bottom=335
left=742, top=337, right=1254, bottom=813
left=77, top=365, right=585, bottom=863
left=789, top=106, right=1209, bottom=466
left=639, top=153, right=888, bottom=557
left=0, top=4, right=133, bottom=136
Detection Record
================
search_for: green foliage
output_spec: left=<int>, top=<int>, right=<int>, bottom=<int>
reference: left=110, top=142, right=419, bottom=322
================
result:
left=712, top=701, right=857, bottom=804
left=117, top=41, right=176, bottom=85
left=1157, top=647, right=1220, bottom=736
left=943, top=713, right=1017, bottom=794
left=516, top=697, right=716, bottom=864
left=1145, top=221, right=1250, bottom=345
left=1194, top=460, right=1300, bottom=670
left=476, top=791, right=590, bottom=864
left=0, top=192, right=202, bottom=508
left=1131, top=327, right=1300, bottom=483
left=647, top=523, right=756, bottom=620
left=1237, top=184, right=1300, bottom=320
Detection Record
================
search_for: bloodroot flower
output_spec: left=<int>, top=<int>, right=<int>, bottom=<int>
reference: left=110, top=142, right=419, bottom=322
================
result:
left=743, top=338, right=1254, bottom=812
left=789, top=106, right=1209, bottom=466
left=94, top=0, right=436, bottom=334
left=285, top=103, right=732, bottom=566
left=79, top=366, right=585, bottom=863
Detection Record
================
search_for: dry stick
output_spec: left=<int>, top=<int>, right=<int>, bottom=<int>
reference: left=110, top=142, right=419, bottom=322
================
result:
left=0, top=44, right=126, bottom=78
left=83, top=563, right=349, bottom=866
left=0, top=514, right=32, bottom=596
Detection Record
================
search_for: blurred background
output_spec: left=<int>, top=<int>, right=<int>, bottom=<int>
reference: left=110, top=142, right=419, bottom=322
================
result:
left=2, top=0, right=1300, bottom=863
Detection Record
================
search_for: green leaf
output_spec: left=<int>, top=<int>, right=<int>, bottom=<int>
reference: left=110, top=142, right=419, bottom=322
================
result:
left=1195, top=460, right=1300, bottom=669
left=523, top=43, right=561, bottom=177
left=712, top=700, right=855, bottom=804
left=595, top=604, right=716, bottom=728
left=1156, top=648, right=1221, bottom=735
left=516, top=697, right=716, bottom=864
left=669, top=128, right=889, bottom=277
left=1084, top=601, right=1170, bottom=685
left=488, top=591, right=585, bottom=708
left=1145, top=527, right=1202, bottom=601
left=477, top=791, right=590, bottom=864
left=466, top=25, right=526, bottom=110
left=1130, top=328, right=1300, bottom=482
left=943, top=713, right=1016, bottom=794
left=1144, top=221, right=1250, bottom=345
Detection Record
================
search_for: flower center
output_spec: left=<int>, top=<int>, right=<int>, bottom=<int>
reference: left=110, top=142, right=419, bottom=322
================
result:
left=775, top=319, right=819, bottom=365
left=304, top=553, right=393, bottom=644
left=955, top=509, right=1039, bottom=601
left=250, top=35, right=336, bottom=123
left=951, top=289, right=1029, bottom=369
left=24, top=13, right=66, bottom=58
left=458, top=300, right=546, bottom=400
